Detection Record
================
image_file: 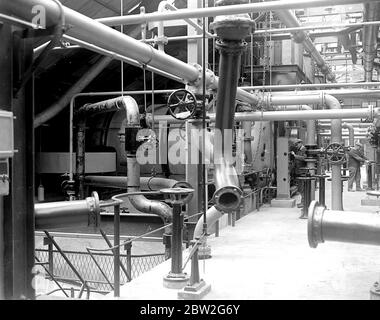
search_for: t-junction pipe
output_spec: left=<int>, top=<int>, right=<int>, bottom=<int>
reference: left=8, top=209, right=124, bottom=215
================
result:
left=308, top=200, right=380, bottom=248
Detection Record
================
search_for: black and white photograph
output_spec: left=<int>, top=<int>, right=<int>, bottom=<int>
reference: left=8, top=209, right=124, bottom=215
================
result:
left=0, top=0, right=380, bottom=306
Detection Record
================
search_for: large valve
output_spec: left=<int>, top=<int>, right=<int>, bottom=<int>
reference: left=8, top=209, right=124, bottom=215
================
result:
left=324, top=143, right=346, bottom=164
left=167, top=89, right=197, bottom=120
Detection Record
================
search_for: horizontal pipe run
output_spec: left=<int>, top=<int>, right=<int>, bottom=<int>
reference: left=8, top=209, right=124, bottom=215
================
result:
left=35, top=192, right=100, bottom=230
left=146, top=107, right=379, bottom=124
left=241, top=82, right=380, bottom=91
left=95, top=0, right=375, bottom=26
left=308, top=200, right=380, bottom=248
left=84, top=176, right=179, bottom=190
left=269, top=89, right=380, bottom=100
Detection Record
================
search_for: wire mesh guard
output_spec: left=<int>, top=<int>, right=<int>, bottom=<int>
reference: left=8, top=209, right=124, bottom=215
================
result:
left=35, top=249, right=165, bottom=293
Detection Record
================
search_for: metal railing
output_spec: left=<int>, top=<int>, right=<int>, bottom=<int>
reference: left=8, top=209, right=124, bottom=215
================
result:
left=35, top=247, right=165, bottom=292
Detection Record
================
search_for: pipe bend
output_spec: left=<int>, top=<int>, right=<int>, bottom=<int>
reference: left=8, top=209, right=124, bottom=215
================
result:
left=128, top=193, right=172, bottom=223
left=193, top=206, right=223, bottom=239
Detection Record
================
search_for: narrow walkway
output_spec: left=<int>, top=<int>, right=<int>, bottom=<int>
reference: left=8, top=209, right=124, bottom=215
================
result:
left=105, top=176, right=380, bottom=300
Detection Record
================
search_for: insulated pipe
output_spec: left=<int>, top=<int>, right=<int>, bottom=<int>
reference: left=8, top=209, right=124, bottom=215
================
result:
left=75, top=96, right=140, bottom=199
left=4, top=0, right=259, bottom=105
left=146, top=106, right=379, bottom=123
left=95, top=0, right=376, bottom=26
left=342, top=122, right=355, bottom=146
left=34, top=56, right=112, bottom=128
left=274, top=10, right=335, bottom=82
left=83, top=176, right=179, bottom=190
left=308, top=200, right=380, bottom=248
left=363, top=2, right=380, bottom=82
left=34, top=192, right=100, bottom=230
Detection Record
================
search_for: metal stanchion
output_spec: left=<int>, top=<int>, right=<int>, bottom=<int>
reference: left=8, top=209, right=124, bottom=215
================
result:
left=314, top=174, right=328, bottom=207
left=161, top=187, right=194, bottom=289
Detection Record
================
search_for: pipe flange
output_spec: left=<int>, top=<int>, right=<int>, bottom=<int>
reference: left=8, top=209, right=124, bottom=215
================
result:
left=88, top=191, right=100, bottom=227
left=308, top=200, right=325, bottom=248
left=213, top=186, right=243, bottom=212
left=291, top=31, right=306, bottom=44
left=187, top=63, right=202, bottom=88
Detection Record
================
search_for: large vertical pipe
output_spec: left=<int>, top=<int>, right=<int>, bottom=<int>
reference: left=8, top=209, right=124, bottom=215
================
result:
left=363, top=2, right=380, bottom=82
left=210, top=0, right=253, bottom=213
left=325, top=95, right=343, bottom=210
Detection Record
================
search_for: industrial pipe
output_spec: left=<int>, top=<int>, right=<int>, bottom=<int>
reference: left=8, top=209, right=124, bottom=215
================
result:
left=4, top=0, right=259, bottom=105
left=241, top=82, right=380, bottom=91
left=308, top=200, right=380, bottom=248
left=269, top=88, right=380, bottom=99
left=34, top=192, right=100, bottom=230
left=84, top=176, right=179, bottom=190
left=75, top=96, right=141, bottom=199
left=146, top=106, right=379, bottom=124
left=342, top=122, right=355, bottom=146
left=363, top=2, right=380, bottom=82
left=325, top=95, right=343, bottom=210
left=95, top=0, right=376, bottom=26
left=193, top=206, right=223, bottom=239
left=34, top=56, right=112, bottom=128
left=274, top=9, right=335, bottom=82
left=209, top=0, right=253, bottom=213
left=121, top=96, right=173, bottom=223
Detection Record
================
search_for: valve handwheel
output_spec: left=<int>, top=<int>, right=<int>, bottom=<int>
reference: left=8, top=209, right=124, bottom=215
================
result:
left=167, top=89, right=197, bottom=120
left=325, top=143, right=346, bottom=164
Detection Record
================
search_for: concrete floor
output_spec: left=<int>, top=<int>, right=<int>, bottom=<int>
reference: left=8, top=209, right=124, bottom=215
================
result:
left=104, top=173, right=380, bottom=300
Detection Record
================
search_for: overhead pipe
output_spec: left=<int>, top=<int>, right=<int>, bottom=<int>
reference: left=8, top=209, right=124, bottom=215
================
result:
left=363, top=2, right=380, bottom=82
left=308, top=200, right=380, bottom=248
left=146, top=106, right=379, bottom=124
left=34, top=56, right=112, bottom=128
left=274, top=9, right=336, bottom=82
left=241, top=82, right=380, bottom=91
left=95, top=0, right=376, bottom=26
left=34, top=192, right=100, bottom=230
left=4, top=0, right=259, bottom=106
left=342, top=122, right=355, bottom=146
left=269, top=88, right=380, bottom=99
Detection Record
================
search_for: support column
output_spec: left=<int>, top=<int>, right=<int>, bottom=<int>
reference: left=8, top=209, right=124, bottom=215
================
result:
left=4, top=28, right=35, bottom=299
left=0, top=22, right=13, bottom=300
left=271, top=136, right=296, bottom=208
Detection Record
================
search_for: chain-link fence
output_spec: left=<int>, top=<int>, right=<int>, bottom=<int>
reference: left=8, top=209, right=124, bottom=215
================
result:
left=35, top=248, right=165, bottom=292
